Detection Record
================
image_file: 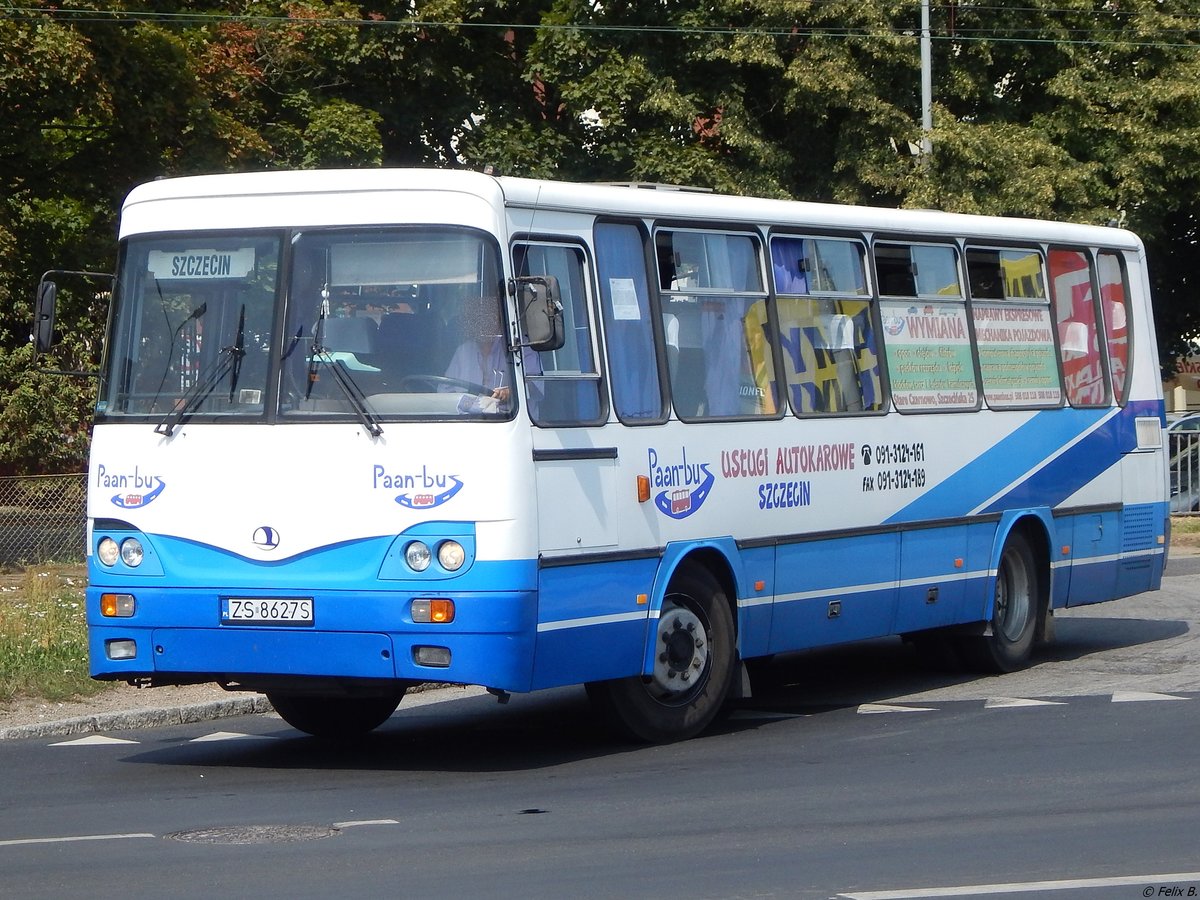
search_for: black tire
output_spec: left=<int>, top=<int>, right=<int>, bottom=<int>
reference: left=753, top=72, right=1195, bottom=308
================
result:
left=268, top=691, right=404, bottom=738
left=959, top=531, right=1043, bottom=673
left=586, top=566, right=736, bottom=743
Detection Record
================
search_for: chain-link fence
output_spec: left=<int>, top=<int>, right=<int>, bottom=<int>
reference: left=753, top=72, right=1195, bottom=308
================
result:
left=0, top=474, right=86, bottom=568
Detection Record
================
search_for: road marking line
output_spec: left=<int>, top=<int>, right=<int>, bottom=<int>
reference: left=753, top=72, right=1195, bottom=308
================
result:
left=332, top=819, right=399, bottom=829
left=1112, top=690, right=1189, bottom=702
left=984, top=697, right=1066, bottom=708
left=857, top=704, right=937, bottom=714
left=50, top=735, right=140, bottom=746
left=0, top=833, right=155, bottom=848
left=190, top=731, right=277, bottom=742
left=836, top=871, right=1200, bottom=899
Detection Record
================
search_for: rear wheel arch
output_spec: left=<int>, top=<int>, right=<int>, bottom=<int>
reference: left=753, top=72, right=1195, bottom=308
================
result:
left=961, top=516, right=1051, bottom=673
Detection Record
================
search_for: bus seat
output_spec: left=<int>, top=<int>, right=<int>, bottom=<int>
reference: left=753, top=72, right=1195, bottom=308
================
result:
left=377, top=310, right=440, bottom=378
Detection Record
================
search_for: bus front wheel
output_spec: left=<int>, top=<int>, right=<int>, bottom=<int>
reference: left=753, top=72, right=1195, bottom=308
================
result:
left=586, top=566, right=736, bottom=743
left=268, top=691, right=405, bottom=738
left=960, top=531, right=1043, bottom=673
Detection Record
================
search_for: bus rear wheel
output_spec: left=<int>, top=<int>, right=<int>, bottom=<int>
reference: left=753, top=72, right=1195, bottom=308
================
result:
left=960, top=531, right=1043, bottom=673
left=586, top=566, right=736, bottom=743
left=268, top=691, right=405, bottom=738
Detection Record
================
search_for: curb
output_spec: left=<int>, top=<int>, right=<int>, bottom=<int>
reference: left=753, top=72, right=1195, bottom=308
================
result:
left=0, top=682, right=458, bottom=742
left=0, top=695, right=275, bottom=742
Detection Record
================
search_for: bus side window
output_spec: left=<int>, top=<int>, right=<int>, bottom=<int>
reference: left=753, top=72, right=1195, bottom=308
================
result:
left=968, top=247, right=1060, bottom=409
left=513, top=242, right=604, bottom=426
left=771, top=235, right=881, bottom=415
left=1097, top=251, right=1130, bottom=403
left=655, top=229, right=776, bottom=420
left=595, top=222, right=665, bottom=422
left=1049, top=248, right=1110, bottom=407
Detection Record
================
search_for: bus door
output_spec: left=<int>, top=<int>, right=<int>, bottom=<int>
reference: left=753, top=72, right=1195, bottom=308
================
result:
left=514, top=240, right=618, bottom=552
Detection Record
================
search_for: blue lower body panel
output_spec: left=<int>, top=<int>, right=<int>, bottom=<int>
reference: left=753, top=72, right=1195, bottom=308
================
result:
left=88, top=587, right=537, bottom=693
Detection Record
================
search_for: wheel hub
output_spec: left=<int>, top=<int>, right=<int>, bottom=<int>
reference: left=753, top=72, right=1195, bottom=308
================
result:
left=650, top=602, right=709, bottom=696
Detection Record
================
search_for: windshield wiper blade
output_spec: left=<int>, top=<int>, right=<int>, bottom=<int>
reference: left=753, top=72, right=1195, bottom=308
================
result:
left=154, top=343, right=244, bottom=437
left=304, top=308, right=383, bottom=437
left=313, top=353, right=384, bottom=437
left=227, top=305, right=246, bottom=402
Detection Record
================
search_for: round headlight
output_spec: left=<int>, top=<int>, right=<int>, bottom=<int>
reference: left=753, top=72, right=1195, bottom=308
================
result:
left=405, top=541, right=432, bottom=572
left=98, top=537, right=120, bottom=567
left=437, top=540, right=466, bottom=571
left=120, top=537, right=144, bottom=568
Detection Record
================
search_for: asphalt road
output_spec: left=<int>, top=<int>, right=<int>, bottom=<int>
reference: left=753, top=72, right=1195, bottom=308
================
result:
left=1, top=553, right=1198, bottom=900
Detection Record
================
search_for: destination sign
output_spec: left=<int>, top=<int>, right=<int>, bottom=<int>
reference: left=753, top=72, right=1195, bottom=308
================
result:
left=147, top=248, right=256, bottom=280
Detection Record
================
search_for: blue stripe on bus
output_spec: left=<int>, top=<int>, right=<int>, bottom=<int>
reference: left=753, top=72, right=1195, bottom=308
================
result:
left=890, top=402, right=1159, bottom=523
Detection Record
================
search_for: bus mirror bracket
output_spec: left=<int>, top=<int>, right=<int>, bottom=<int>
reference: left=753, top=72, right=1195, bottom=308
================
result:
left=513, top=275, right=565, bottom=352
left=32, top=278, right=58, bottom=358
left=32, top=268, right=113, bottom=375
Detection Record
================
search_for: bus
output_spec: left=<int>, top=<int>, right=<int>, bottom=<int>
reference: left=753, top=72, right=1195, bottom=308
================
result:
left=34, top=169, right=1169, bottom=742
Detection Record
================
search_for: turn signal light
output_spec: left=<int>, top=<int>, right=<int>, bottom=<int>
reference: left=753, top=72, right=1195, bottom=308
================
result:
left=636, top=475, right=650, bottom=503
left=100, top=593, right=136, bottom=618
left=411, top=598, right=455, bottom=624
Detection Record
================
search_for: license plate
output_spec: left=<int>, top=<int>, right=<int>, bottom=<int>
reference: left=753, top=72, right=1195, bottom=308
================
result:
left=221, top=597, right=313, bottom=626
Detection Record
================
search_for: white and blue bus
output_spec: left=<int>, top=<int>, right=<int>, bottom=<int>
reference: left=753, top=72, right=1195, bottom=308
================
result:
left=35, top=169, right=1169, bottom=741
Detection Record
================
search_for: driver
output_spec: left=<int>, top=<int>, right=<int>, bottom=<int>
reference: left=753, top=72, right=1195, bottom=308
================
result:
left=443, top=302, right=542, bottom=413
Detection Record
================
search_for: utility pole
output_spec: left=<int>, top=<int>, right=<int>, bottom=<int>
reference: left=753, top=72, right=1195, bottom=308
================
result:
left=920, top=0, right=933, bottom=159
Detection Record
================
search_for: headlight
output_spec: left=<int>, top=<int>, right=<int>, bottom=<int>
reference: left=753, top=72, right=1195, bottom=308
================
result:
left=405, top=541, right=432, bottom=572
left=120, top=538, right=144, bottom=568
left=437, top=540, right=466, bottom=571
left=97, top=537, right=120, bottom=567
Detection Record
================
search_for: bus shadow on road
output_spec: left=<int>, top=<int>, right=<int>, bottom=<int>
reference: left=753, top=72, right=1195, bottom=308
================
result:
left=124, top=686, right=648, bottom=772
left=123, top=615, right=1189, bottom=771
left=728, top=613, right=1191, bottom=717
left=1036, top=614, right=1189, bottom=662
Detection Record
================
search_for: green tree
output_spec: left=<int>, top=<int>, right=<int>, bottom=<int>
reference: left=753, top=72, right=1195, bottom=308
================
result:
left=3, top=1, right=1199, bottom=476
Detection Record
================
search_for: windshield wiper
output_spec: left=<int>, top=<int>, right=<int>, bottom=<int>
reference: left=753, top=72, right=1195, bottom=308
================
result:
left=227, top=304, right=246, bottom=402
left=306, top=310, right=383, bottom=437
left=155, top=344, right=246, bottom=437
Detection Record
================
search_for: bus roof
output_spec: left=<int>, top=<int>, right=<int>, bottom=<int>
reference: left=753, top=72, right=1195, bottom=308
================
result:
left=121, top=168, right=1142, bottom=252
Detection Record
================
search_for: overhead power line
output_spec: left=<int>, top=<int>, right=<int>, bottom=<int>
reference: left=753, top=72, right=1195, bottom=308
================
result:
left=2, top=3, right=1199, bottom=50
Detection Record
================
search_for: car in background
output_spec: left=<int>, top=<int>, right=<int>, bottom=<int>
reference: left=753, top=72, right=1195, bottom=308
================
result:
left=1167, top=412, right=1200, bottom=433
left=1167, top=413, right=1200, bottom=512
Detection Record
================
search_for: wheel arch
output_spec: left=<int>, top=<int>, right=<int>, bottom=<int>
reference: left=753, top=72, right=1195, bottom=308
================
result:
left=642, top=540, right=741, bottom=677
left=988, top=511, right=1053, bottom=638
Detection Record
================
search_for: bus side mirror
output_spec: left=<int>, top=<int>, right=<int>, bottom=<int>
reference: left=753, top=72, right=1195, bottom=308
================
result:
left=32, top=279, right=58, bottom=359
left=516, top=276, right=565, bottom=352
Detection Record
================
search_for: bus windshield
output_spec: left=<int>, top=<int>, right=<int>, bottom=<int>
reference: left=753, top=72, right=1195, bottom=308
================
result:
left=281, top=228, right=510, bottom=420
left=101, top=234, right=282, bottom=420
left=101, top=227, right=511, bottom=423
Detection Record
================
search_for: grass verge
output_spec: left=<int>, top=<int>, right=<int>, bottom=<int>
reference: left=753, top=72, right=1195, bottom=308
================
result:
left=0, top=564, right=103, bottom=703
left=1172, top=514, right=1200, bottom=546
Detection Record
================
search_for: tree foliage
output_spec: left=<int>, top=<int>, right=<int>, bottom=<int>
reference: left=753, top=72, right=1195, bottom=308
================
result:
left=1, top=0, right=1198, bottom=472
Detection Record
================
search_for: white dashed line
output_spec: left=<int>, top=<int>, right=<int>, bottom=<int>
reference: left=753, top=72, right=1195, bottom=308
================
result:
left=983, top=697, right=1066, bottom=708
left=50, top=735, right=140, bottom=746
left=1111, top=690, right=1190, bottom=702
left=0, top=832, right=155, bottom=848
left=836, top=870, right=1200, bottom=898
